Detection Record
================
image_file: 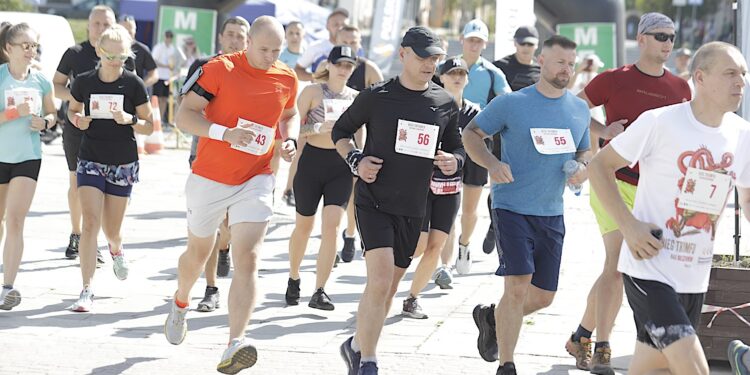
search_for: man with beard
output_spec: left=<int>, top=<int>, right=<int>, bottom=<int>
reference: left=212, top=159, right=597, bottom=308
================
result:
left=463, top=35, right=591, bottom=375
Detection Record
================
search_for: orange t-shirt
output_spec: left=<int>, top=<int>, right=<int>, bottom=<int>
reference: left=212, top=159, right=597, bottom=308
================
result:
left=191, top=51, right=298, bottom=185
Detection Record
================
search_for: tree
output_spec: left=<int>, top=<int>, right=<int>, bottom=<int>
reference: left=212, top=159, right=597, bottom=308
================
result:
left=0, top=0, right=33, bottom=12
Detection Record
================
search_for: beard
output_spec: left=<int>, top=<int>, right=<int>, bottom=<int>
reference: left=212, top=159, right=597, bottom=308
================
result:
left=547, top=75, right=569, bottom=89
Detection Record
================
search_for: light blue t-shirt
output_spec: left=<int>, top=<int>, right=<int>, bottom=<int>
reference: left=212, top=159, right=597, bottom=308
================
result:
left=0, top=64, right=52, bottom=163
left=475, top=85, right=591, bottom=216
left=279, top=48, right=302, bottom=69
left=464, top=57, right=510, bottom=109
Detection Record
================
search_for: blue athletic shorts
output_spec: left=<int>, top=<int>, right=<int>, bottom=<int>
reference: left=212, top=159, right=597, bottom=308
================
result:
left=76, top=159, right=138, bottom=197
left=492, top=208, right=565, bottom=291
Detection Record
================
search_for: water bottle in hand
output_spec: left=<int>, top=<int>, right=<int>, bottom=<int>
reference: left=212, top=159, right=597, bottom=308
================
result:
left=563, top=159, right=582, bottom=196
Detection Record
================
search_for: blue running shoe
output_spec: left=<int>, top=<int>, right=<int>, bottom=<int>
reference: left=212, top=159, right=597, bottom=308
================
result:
left=359, top=361, right=378, bottom=375
left=340, top=336, right=361, bottom=375
left=729, top=340, right=750, bottom=375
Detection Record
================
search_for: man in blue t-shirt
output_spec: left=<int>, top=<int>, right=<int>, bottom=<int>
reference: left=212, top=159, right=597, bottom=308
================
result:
left=461, top=35, right=591, bottom=375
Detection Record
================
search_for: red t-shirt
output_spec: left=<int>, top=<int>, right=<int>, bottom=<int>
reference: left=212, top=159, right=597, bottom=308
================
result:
left=585, top=64, right=691, bottom=185
left=191, top=51, right=298, bottom=185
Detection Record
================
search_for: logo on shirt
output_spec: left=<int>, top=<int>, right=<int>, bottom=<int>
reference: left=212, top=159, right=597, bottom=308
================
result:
left=429, top=106, right=438, bottom=112
left=534, top=135, right=544, bottom=145
left=398, top=128, right=408, bottom=141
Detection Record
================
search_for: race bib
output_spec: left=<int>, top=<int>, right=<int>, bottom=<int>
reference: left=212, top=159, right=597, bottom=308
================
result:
left=430, top=174, right=462, bottom=195
left=323, top=99, right=352, bottom=122
left=90, top=94, right=124, bottom=119
left=395, top=119, right=439, bottom=159
left=529, top=128, right=576, bottom=155
left=5, top=88, right=41, bottom=115
left=230, top=117, right=275, bottom=156
left=677, top=167, right=733, bottom=216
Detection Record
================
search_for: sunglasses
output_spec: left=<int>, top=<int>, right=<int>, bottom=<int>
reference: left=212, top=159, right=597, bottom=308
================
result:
left=644, top=32, right=676, bottom=43
left=9, top=42, right=39, bottom=52
left=99, top=47, right=130, bottom=62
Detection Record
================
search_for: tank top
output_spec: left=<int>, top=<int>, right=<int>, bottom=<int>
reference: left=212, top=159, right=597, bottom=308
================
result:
left=305, top=83, right=358, bottom=125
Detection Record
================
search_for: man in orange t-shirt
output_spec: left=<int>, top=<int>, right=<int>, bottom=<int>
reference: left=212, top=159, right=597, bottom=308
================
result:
left=164, top=16, right=299, bottom=374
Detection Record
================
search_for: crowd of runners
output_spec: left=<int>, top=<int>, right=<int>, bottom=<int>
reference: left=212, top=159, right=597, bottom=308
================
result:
left=1, top=4, right=750, bottom=375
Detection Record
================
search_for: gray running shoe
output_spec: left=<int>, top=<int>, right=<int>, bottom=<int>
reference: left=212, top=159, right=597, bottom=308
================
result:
left=0, top=287, right=21, bottom=311
left=217, top=338, right=257, bottom=374
left=402, top=296, right=428, bottom=319
left=164, top=300, right=188, bottom=345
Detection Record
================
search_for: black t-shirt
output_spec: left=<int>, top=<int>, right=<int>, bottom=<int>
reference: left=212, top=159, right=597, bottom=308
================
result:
left=70, top=69, right=149, bottom=165
left=57, top=41, right=136, bottom=135
left=332, top=77, right=464, bottom=218
left=132, top=40, right=157, bottom=80
left=493, top=53, right=540, bottom=92
left=346, top=58, right=368, bottom=91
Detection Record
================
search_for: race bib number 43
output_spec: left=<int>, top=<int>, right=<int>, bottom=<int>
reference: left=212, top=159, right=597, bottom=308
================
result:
left=529, top=128, right=576, bottom=155
left=230, top=117, right=275, bottom=156
left=90, top=94, right=124, bottom=119
left=677, top=167, right=733, bottom=216
left=395, top=119, right=439, bottom=159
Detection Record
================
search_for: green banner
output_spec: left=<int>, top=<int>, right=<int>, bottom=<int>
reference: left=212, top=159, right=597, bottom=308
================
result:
left=157, top=5, right=217, bottom=56
left=557, top=23, right=616, bottom=70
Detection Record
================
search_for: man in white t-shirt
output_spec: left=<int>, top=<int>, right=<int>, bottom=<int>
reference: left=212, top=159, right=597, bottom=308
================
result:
left=294, top=7, right=348, bottom=81
left=151, top=30, right=186, bottom=123
left=588, top=41, right=750, bottom=375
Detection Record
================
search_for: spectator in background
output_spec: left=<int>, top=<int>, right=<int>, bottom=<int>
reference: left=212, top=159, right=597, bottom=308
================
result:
left=568, top=53, right=606, bottom=142
left=118, top=15, right=158, bottom=88
left=280, top=21, right=305, bottom=69
left=294, top=8, right=348, bottom=81
left=152, top=30, right=186, bottom=125
left=494, top=26, right=541, bottom=92
left=674, top=47, right=692, bottom=80
left=182, top=37, right=201, bottom=71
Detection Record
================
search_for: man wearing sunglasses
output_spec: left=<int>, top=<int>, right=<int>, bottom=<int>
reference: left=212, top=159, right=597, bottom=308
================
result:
left=563, top=12, right=691, bottom=374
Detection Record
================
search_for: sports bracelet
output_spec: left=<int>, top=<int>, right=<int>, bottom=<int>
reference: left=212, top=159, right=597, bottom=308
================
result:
left=284, top=137, right=298, bottom=149
left=4, top=106, right=19, bottom=121
left=208, top=123, right=229, bottom=141
left=345, top=149, right=365, bottom=175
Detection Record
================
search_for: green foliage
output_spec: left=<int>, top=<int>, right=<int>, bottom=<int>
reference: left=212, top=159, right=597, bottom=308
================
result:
left=68, top=19, right=88, bottom=44
left=0, top=0, right=32, bottom=12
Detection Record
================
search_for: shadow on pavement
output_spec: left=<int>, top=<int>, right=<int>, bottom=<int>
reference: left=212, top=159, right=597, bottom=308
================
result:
left=87, top=357, right=163, bottom=375
left=127, top=210, right=185, bottom=220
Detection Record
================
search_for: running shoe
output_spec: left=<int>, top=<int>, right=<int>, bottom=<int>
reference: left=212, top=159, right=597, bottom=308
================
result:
left=402, top=296, right=428, bottom=319
left=433, top=266, right=453, bottom=289
left=285, top=277, right=300, bottom=306
left=217, top=337, right=257, bottom=374
left=309, top=288, right=334, bottom=311
left=564, top=333, right=592, bottom=370
left=340, top=336, right=361, bottom=375
left=359, top=361, right=378, bottom=375
left=590, top=344, right=614, bottom=375
left=341, top=230, right=356, bottom=263
left=96, top=249, right=105, bottom=267
left=196, top=286, right=220, bottom=312
left=497, top=362, right=517, bottom=375
left=0, top=287, right=21, bottom=311
left=217, top=249, right=231, bottom=277
left=473, top=303, right=498, bottom=362
left=483, top=225, right=496, bottom=254
left=65, top=233, right=80, bottom=259
left=70, top=288, right=93, bottom=312
left=110, top=245, right=128, bottom=280
left=164, top=300, right=188, bottom=345
left=282, top=189, right=295, bottom=207
left=455, top=243, right=471, bottom=275
left=728, top=340, right=750, bottom=375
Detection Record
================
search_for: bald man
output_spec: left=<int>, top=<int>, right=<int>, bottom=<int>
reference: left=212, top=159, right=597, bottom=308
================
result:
left=164, top=16, right=300, bottom=374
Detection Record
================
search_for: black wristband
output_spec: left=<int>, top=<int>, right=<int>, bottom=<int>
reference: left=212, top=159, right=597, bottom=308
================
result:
left=345, top=149, right=365, bottom=175
left=284, top=137, right=297, bottom=149
left=43, top=118, right=50, bottom=130
left=130, top=114, right=138, bottom=125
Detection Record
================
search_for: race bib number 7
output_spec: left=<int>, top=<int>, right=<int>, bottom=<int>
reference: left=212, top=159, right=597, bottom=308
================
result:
left=529, top=128, right=576, bottom=155
left=90, top=94, right=124, bottom=119
left=677, top=167, right=733, bottom=216
left=5, top=88, right=41, bottom=115
left=230, top=117, right=275, bottom=156
left=395, top=119, right=439, bottom=159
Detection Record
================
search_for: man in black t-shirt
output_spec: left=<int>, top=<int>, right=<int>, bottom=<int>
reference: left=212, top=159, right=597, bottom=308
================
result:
left=53, top=5, right=136, bottom=262
left=119, top=15, right=158, bottom=88
left=333, top=26, right=464, bottom=375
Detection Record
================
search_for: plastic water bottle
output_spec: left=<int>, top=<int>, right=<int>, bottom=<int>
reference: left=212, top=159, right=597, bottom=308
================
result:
left=563, top=160, right=582, bottom=196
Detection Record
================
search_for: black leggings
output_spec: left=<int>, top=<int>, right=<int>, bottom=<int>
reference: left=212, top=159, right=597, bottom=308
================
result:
left=293, top=144, right=353, bottom=216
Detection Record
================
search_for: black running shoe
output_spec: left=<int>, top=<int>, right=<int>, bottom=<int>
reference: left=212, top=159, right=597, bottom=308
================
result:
left=282, top=190, right=295, bottom=207
left=197, top=286, right=220, bottom=312
left=483, top=226, right=496, bottom=254
left=217, top=249, right=231, bottom=277
left=497, top=362, right=517, bottom=375
left=359, top=361, right=378, bottom=374
left=473, top=303, right=498, bottom=362
left=65, top=233, right=80, bottom=259
left=340, top=336, right=361, bottom=375
left=341, top=230, right=356, bottom=263
left=308, top=288, right=334, bottom=310
left=285, top=278, right=300, bottom=305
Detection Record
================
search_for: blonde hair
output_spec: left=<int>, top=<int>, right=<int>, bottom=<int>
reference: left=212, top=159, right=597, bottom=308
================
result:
left=97, top=24, right=133, bottom=53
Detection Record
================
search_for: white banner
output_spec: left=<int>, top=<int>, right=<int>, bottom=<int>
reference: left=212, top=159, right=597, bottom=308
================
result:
left=494, top=0, right=536, bottom=60
left=368, top=0, right=405, bottom=75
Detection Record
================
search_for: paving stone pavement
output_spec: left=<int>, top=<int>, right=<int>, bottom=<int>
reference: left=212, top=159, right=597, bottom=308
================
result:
left=0, top=143, right=736, bottom=375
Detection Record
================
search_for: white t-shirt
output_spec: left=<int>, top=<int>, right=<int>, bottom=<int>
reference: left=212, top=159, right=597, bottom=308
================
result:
left=612, top=102, right=750, bottom=293
left=296, top=39, right=333, bottom=72
left=152, top=42, right=186, bottom=80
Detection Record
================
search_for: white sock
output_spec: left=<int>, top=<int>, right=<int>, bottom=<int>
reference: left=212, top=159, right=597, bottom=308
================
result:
left=350, top=337, right=361, bottom=353
left=361, top=356, right=377, bottom=365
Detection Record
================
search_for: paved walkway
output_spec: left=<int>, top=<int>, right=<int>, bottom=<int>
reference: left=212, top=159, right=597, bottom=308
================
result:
left=0, top=143, right=735, bottom=374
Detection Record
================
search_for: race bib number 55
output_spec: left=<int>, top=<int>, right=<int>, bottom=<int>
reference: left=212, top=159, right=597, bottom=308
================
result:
left=529, top=128, right=576, bottom=155
left=395, top=119, right=439, bottom=159
left=230, top=117, right=275, bottom=156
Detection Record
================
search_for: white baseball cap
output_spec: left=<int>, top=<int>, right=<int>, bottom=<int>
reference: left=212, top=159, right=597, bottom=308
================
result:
left=462, top=19, right=489, bottom=41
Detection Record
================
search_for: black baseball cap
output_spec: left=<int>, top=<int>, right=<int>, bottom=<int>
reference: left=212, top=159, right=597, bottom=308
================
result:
left=328, top=45, right=358, bottom=64
left=439, top=56, right=468, bottom=75
left=401, top=26, right=445, bottom=58
left=513, top=25, right=539, bottom=44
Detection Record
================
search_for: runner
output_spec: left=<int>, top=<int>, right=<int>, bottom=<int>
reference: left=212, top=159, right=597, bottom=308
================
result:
left=164, top=16, right=298, bottom=374
left=466, top=35, right=590, bottom=375
left=294, top=7, right=348, bottom=82
left=183, top=16, right=251, bottom=313
left=0, top=22, right=56, bottom=311
left=397, top=57, right=478, bottom=317
left=286, top=45, right=358, bottom=310
left=565, top=13, right=691, bottom=374
left=66, top=24, right=153, bottom=312
left=587, top=41, right=750, bottom=375
left=54, top=5, right=135, bottom=264
left=334, top=26, right=463, bottom=375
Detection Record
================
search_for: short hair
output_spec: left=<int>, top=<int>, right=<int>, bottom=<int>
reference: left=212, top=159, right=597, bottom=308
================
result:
left=248, top=16, right=284, bottom=39
left=689, top=41, right=741, bottom=76
left=220, top=16, right=250, bottom=35
left=336, top=25, right=360, bottom=39
left=118, top=14, right=135, bottom=23
left=98, top=24, right=133, bottom=51
left=286, top=21, right=304, bottom=30
left=90, top=5, right=115, bottom=19
left=542, top=35, right=577, bottom=50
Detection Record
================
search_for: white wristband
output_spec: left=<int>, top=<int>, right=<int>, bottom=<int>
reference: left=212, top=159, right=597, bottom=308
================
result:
left=208, top=123, right=228, bottom=141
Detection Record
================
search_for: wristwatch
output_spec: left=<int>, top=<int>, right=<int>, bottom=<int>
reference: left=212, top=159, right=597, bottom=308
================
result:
left=130, top=114, right=138, bottom=125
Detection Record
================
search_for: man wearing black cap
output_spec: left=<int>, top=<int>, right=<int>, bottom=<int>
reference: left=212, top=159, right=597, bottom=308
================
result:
left=295, top=8, right=349, bottom=81
left=494, top=25, right=541, bottom=92
left=333, top=26, right=464, bottom=375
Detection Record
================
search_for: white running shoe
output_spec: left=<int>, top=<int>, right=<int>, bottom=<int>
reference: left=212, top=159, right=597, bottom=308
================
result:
left=0, top=287, right=21, bottom=310
left=455, top=243, right=472, bottom=275
left=164, top=300, right=188, bottom=345
left=110, top=245, right=129, bottom=281
left=70, top=288, right=93, bottom=312
left=434, top=266, right=454, bottom=289
left=217, top=337, right=258, bottom=374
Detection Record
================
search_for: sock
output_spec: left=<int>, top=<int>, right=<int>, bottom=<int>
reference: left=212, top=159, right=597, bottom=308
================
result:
left=360, top=356, right=377, bottom=365
left=2, top=284, right=12, bottom=290
left=572, top=325, right=593, bottom=342
left=206, top=286, right=218, bottom=292
left=350, top=337, right=361, bottom=353
left=175, top=299, right=188, bottom=309
left=595, top=341, right=610, bottom=351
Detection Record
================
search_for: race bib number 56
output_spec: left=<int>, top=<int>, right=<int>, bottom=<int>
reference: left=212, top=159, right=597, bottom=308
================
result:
left=230, top=117, right=275, bottom=156
left=395, top=119, right=439, bottom=159
left=529, top=128, right=576, bottom=155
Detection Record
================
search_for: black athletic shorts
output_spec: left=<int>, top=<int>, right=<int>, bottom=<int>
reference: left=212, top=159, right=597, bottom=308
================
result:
left=293, top=144, right=353, bottom=216
left=623, top=275, right=704, bottom=350
left=153, top=79, right=171, bottom=97
left=0, top=159, right=41, bottom=183
left=463, top=154, right=488, bottom=187
left=62, top=125, right=82, bottom=172
left=421, top=191, right=460, bottom=234
left=356, top=203, right=422, bottom=269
